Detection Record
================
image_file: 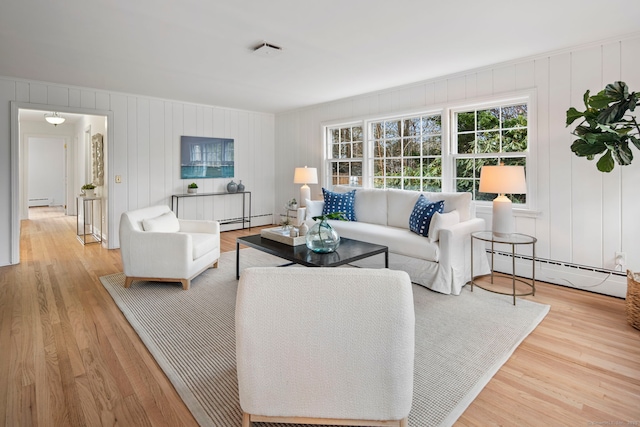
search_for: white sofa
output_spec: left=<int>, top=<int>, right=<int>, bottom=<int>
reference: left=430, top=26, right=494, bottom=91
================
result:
left=300, top=186, right=490, bottom=295
left=236, top=267, right=415, bottom=427
left=119, top=205, right=220, bottom=290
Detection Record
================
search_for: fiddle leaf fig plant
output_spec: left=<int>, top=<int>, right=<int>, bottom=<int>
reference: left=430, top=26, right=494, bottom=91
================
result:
left=566, top=81, right=640, bottom=172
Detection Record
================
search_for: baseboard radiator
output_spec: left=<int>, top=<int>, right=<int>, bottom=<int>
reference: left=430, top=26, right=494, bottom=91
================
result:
left=28, top=197, right=52, bottom=207
left=487, top=249, right=627, bottom=298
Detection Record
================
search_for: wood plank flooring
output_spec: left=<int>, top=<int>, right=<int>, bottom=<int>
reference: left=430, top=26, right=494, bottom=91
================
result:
left=1, top=207, right=638, bottom=426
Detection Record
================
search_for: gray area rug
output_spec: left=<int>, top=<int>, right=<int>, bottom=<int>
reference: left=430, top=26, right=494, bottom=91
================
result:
left=100, top=248, right=549, bottom=427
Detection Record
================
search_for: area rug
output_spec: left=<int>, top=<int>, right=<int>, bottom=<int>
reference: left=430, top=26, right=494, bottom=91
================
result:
left=100, top=249, right=549, bottom=427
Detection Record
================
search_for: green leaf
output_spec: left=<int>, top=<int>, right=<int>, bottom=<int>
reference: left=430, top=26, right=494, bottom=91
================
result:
left=571, top=139, right=607, bottom=157
left=596, top=150, right=615, bottom=172
left=604, top=81, right=628, bottom=101
left=630, top=135, right=640, bottom=150
left=611, top=141, right=633, bottom=166
left=589, top=92, right=613, bottom=109
left=566, top=107, right=584, bottom=126
left=597, top=103, right=627, bottom=124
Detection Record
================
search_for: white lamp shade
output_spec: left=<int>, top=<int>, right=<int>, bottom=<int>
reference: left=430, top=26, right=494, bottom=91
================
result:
left=479, top=165, right=526, bottom=236
left=293, top=167, right=318, bottom=185
left=479, top=165, right=526, bottom=195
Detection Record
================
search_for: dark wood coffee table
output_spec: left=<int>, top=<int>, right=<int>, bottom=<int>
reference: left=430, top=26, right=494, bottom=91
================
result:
left=236, top=234, right=389, bottom=279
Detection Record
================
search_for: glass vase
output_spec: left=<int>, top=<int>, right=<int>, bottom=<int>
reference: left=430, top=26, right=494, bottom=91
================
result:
left=306, top=219, right=340, bottom=253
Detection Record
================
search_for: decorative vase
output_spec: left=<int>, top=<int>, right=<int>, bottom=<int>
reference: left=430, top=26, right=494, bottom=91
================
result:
left=306, top=219, right=340, bottom=253
left=84, top=189, right=95, bottom=198
left=299, top=222, right=308, bottom=236
left=227, top=180, right=238, bottom=193
left=237, top=180, right=245, bottom=192
left=187, top=187, right=197, bottom=194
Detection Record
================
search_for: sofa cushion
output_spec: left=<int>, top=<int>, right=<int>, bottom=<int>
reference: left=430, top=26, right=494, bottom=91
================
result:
left=329, top=220, right=440, bottom=262
left=387, top=189, right=422, bottom=228
left=189, top=232, right=220, bottom=260
left=427, top=210, right=460, bottom=243
left=333, top=186, right=387, bottom=226
left=322, top=188, right=356, bottom=221
left=409, top=196, right=444, bottom=237
left=304, top=199, right=324, bottom=220
left=142, top=211, right=180, bottom=233
left=422, top=191, right=472, bottom=222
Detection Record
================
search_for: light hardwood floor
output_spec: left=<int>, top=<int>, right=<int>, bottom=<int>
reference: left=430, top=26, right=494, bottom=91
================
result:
left=1, top=207, right=639, bottom=426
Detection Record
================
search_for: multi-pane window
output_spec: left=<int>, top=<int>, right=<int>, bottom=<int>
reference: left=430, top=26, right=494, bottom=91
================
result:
left=453, top=103, right=528, bottom=204
left=368, top=113, right=442, bottom=191
left=328, top=125, right=363, bottom=186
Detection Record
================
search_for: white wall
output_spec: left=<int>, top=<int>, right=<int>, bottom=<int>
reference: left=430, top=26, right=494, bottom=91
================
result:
left=275, top=34, right=640, bottom=297
left=0, top=78, right=276, bottom=265
left=27, top=137, right=65, bottom=207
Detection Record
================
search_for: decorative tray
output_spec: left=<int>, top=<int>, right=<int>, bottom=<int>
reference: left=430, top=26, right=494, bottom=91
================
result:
left=260, top=227, right=306, bottom=246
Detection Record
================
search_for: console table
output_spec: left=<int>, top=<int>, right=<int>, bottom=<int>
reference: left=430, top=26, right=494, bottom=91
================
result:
left=171, top=191, right=251, bottom=229
left=76, top=196, right=103, bottom=245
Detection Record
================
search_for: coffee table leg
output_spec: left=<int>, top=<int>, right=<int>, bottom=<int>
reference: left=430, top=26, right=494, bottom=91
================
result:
left=236, top=241, right=240, bottom=280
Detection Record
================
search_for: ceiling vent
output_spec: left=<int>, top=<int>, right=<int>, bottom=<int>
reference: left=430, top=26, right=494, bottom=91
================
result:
left=253, top=42, right=283, bottom=57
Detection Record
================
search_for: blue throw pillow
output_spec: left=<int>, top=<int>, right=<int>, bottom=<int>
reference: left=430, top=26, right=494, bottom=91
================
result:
left=409, top=195, right=444, bottom=237
left=322, top=188, right=356, bottom=221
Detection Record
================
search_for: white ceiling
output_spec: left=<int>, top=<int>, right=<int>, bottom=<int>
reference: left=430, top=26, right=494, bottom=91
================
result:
left=2, top=0, right=639, bottom=114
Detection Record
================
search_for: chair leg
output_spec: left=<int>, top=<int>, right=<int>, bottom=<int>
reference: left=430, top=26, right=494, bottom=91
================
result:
left=124, top=277, right=134, bottom=288
left=242, top=412, right=251, bottom=427
left=181, top=279, right=190, bottom=290
left=213, top=260, right=219, bottom=268
left=400, top=417, right=408, bottom=427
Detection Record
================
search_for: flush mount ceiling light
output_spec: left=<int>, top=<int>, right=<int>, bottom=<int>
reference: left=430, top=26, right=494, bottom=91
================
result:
left=44, top=112, right=65, bottom=126
left=253, top=41, right=283, bottom=57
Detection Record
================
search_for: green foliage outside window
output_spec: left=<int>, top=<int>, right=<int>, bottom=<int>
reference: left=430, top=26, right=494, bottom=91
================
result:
left=455, top=104, right=528, bottom=204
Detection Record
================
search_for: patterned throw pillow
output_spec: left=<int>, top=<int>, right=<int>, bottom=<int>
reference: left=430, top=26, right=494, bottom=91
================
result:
left=409, top=195, right=444, bottom=237
left=321, top=188, right=356, bottom=221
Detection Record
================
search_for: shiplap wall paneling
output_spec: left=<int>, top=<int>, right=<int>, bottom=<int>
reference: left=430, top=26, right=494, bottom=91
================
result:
left=546, top=53, right=573, bottom=263
left=600, top=42, right=623, bottom=270
left=620, top=37, right=640, bottom=271
left=533, top=57, right=551, bottom=260
left=570, top=47, right=604, bottom=268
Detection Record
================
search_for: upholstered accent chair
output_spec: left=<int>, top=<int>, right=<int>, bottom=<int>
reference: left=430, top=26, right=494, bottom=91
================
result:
left=235, top=267, right=415, bottom=427
left=119, top=205, right=220, bottom=290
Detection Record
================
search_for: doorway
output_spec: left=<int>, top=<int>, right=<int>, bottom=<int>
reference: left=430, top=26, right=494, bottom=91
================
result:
left=10, top=103, right=113, bottom=264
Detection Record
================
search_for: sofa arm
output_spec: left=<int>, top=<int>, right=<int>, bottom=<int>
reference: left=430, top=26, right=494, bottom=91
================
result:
left=439, top=218, right=490, bottom=295
left=296, top=208, right=307, bottom=226
left=178, top=219, right=220, bottom=234
left=122, top=231, right=193, bottom=278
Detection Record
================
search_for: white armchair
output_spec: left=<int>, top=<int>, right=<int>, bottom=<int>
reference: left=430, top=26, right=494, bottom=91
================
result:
left=235, top=267, right=415, bottom=427
left=119, top=205, right=220, bottom=290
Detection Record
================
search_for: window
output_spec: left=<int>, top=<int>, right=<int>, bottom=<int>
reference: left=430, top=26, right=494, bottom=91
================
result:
left=368, top=113, right=442, bottom=191
left=453, top=102, right=528, bottom=204
left=323, top=93, right=533, bottom=207
left=327, top=125, right=363, bottom=186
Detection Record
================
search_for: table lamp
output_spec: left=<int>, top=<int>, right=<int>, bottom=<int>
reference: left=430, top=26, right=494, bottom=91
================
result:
left=479, top=164, right=527, bottom=236
left=293, top=166, right=318, bottom=207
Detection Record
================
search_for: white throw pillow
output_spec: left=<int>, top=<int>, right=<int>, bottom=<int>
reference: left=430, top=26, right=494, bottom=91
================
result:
left=305, top=199, right=324, bottom=219
left=427, top=210, right=460, bottom=243
left=142, top=211, right=180, bottom=232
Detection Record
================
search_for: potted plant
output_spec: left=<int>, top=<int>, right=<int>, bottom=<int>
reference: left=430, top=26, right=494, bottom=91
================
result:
left=289, top=198, right=298, bottom=209
left=306, top=212, right=347, bottom=253
left=566, top=81, right=640, bottom=172
left=188, top=182, right=198, bottom=194
left=81, top=183, right=96, bottom=197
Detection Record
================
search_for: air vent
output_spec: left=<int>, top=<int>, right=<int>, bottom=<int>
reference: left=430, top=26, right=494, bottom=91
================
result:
left=253, top=42, right=283, bottom=57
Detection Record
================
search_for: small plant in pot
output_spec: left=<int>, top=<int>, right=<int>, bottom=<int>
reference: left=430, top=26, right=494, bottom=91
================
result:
left=81, top=183, right=96, bottom=197
left=289, top=198, right=298, bottom=209
left=187, top=182, right=198, bottom=194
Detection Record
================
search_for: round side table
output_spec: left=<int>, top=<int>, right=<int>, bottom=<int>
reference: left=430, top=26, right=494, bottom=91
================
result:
left=470, top=231, right=536, bottom=305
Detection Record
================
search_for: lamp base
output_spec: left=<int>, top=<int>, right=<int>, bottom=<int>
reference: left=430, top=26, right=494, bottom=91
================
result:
left=492, top=195, right=514, bottom=237
left=300, top=185, right=311, bottom=207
